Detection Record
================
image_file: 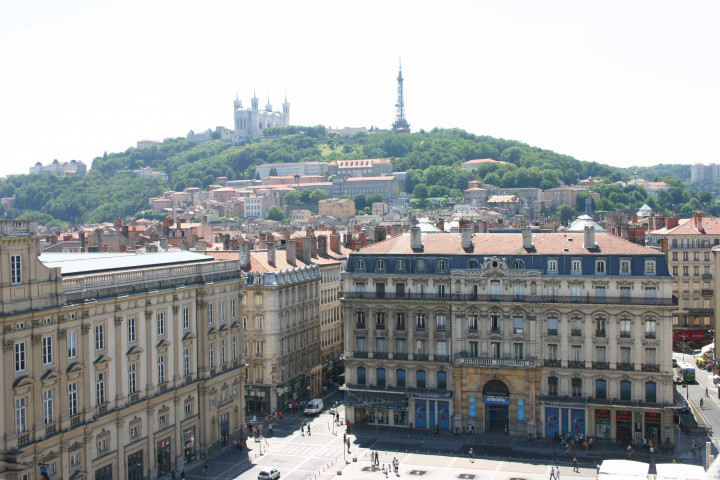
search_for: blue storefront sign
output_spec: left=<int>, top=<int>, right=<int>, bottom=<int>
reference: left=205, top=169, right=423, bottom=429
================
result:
left=469, top=396, right=476, bottom=418
left=438, top=401, right=450, bottom=429
left=415, top=400, right=427, bottom=428
left=546, top=407, right=560, bottom=437
left=483, top=395, right=510, bottom=405
left=517, top=399, right=525, bottom=422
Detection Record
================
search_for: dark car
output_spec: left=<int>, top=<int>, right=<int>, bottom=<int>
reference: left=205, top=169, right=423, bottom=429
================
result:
left=258, top=469, right=280, bottom=480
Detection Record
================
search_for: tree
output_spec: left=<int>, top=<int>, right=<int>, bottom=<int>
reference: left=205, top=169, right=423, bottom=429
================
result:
left=265, top=206, right=284, bottom=221
left=354, top=194, right=368, bottom=211
left=556, top=204, right=577, bottom=224
left=310, top=189, right=329, bottom=203
left=413, top=184, right=428, bottom=199
left=284, top=190, right=302, bottom=206
left=367, top=193, right=384, bottom=205
left=269, top=167, right=278, bottom=176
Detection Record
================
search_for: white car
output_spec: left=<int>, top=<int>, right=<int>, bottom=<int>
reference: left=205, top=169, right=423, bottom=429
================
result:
left=258, top=469, right=280, bottom=480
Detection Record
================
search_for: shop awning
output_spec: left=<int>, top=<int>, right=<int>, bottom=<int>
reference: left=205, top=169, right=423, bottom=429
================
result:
left=344, top=391, right=407, bottom=410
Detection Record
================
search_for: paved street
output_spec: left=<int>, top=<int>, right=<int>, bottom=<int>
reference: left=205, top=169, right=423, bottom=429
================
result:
left=674, top=352, right=720, bottom=451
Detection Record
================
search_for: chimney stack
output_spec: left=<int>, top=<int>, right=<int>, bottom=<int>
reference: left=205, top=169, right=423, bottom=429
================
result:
left=318, top=235, right=328, bottom=256
left=330, top=233, right=340, bottom=253
left=522, top=227, right=533, bottom=249
left=410, top=225, right=422, bottom=250
left=267, top=239, right=276, bottom=267
left=695, top=212, right=705, bottom=232
left=461, top=225, right=472, bottom=249
left=301, top=237, right=312, bottom=262
left=286, top=238, right=297, bottom=266
left=584, top=225, right=596, bottom=249
left=238, top=241, right=250, bottom=269
left=311, top=236, right=318, bottom=258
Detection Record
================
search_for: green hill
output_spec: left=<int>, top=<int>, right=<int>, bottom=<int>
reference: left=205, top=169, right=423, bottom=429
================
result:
left=0, top=128, right=712, bottom=226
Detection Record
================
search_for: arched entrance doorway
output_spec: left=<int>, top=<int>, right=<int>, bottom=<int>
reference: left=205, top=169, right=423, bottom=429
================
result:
left=483, top=379, right=510, bottom=433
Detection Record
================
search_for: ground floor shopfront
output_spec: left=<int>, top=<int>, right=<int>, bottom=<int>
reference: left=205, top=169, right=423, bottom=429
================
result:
left=344, top=390, right=452, bottom=430
left=541, top=403, right=674, bottom=443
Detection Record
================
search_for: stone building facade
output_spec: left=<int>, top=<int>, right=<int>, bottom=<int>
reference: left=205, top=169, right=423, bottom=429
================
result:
left=0, top=221, right=246, bottom=480
left=342, top=226, right=676, bottom=442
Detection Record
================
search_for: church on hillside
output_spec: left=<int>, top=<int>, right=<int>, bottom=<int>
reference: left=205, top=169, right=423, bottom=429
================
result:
left=232, top=93, right=290, bottom=145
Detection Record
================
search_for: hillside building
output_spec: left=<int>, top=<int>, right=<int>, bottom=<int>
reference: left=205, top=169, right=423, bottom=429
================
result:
left=232, top=94, right=289, bottom=145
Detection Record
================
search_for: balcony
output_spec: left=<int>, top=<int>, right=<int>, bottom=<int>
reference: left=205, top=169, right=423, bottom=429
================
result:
left=374, top=352, right=388, bottom=359
left=592, top=361, right=609, bottom=370
left=489, top=328, right=502, bottom=335
left=129, top=393, right=140, bottom=403
left=545, top=359, right=561, bottom=367
left=595, top=330, right=606, bottom=338
left=436, top=326, right=447, bottom=333
left=547, top=329, right=559, bottom=337
left=343, top=291, right=676, bottom=307
left=456, top=357, right=530, bottom=368
left=17, top=433, right=30, bottom=446
left=620, top=332, right=632, bottom=339
left=375, top=323, right=386, bottom=331
left=703, top=274, right=713, bottom=280
left=703, top=289, right=714, bottom=296
left=571, top=329, right=583, bottom=337
left=568, top=360, right=585, bottom=369
left=689, top=308, right=714, bottom=315
left=393, top=353, right=408, bottom=360
left=434, top=355, right=450, bottom=363
left=185, top=375, right=192, bottom=384
left=617, top=362, right=635, bottom=371
left=96, top=404, right=108, bottom=416
left=641, top=363, right=660, bottom=372
left=645, top=332, right=656, bottom=339
left=70, top=415, right=81, bottom=427
left=159, top=383, right=168, bottom=393
left=355, top=323, right=367, bottom=330
left=415, top=326, right=427, bottom=333
left=414, top=353, right=429, bottom=361
left=395, top=324, right=406, bottom=331
left=45, top=424, right=57, bottom=437
left=467, top=327, right=479, bottom=335
left=354, top=351, right=368, bottom=358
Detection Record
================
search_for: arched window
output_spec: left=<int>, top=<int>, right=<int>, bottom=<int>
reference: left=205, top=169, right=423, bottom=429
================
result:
left=416, top=370, right=426, bottom=389
left=467, top=259, right=479, bottom=269
left=357, top=367, right=366, bottom=385
left=376, top=368, right=386, bottom=388
left=548, top=376, right=558, bottom=396
left=645, top=382, right=656, bottom=403
left=596, top=379, right=607, bottom=400
left=396, top=369, right=406, bottom=387
left=620, top=380, right=632, bottom=401
left=437, top=371, right=447, bottom=390
left=513, top=259, right=525, bottom=269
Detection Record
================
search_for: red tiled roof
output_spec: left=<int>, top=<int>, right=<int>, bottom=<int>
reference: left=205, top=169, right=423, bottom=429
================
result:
left=358, top=232, right=662, bottom=256
left=345, top=176, right=395, bottom=182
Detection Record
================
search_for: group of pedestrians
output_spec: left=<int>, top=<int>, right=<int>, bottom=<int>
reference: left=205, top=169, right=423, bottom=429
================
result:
left=549, top=465, right=561, bottom=479
left=301, top=421, right=311, bottom=436
left=370, top=452, right=399, bottom=476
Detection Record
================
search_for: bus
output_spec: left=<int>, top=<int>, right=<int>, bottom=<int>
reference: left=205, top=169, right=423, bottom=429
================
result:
left=676, top=361, right=696, bottom=383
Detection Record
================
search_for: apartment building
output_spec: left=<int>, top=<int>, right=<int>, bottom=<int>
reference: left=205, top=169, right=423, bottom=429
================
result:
left=318, top=198, right=356, bottom=223
left=342, top=226, right=675, bottom=442
left=237, top=238, right=323, bottom=413
left=0, top=220, right=246, bottom=480
left=649, top=213, right=720, bottom=349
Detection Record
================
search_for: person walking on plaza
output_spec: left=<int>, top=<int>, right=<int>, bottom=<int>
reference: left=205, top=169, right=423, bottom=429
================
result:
left=549, top=465, right=556, bottom=480
left=301, top=423, right=305, bottom=436
left=573, top=456, right=579, bottom=472
left=307, top=423, right=311, bottom=436
left=393, top=457, right=399, bottom=475
left=469, top=447, right=474, bottom=463
left=556, top=466, right=560, bottom=480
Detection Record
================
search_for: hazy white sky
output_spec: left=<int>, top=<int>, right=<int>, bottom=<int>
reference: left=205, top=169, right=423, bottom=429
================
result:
left=1, top=0, right=718, bottom=178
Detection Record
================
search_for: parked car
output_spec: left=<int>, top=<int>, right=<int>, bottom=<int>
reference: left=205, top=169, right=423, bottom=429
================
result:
left=258, top=469, right=280, bottom=480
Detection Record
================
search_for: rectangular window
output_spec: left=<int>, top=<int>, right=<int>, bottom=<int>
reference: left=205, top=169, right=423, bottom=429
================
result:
left=416, top=313, right=426, bottom=330
left=490, top=315, right=501, bottom=333
left=11, top=255, right=22, bottom=284
left=396, top=369, right=406, bottom=387
left=571, top=345, right=582, bottom=361
left=620, top=260, right=631, bottom=274
left=157, top=312, right=165, bottom=336
left=96, top=373, right=105, bottom=405
left=128, top=318, right=136, bottom=343
left=468, top=315, right=478, bottom=332
left=436, top=315, right=447, bottom=331
left=184, top=348, right=191, bottom=376
left=620, top=347, right=632, bottom=364
left=43, top=390, right=53, bottom=424
left=513, top=343, right=524, bottom=359
left=396, top=338, right=406, bottom=355
left=208, top=303, right=214, bottom=324
left=645, top=348, right=657, bottom=365
left=645, top=319, right=657, bottom=338
left=571, top=259, right=582, bottom=273
left=595, top=260, right=606, bottom=273
left=491, top=342, right=501, bottom=358
left=231, top=298, right=236, bottom=319
left=209, top=343, right=215, bottom=368
left=15, top=342, right=26, bottom=372
left=595, top=346, right=606, bottom=362
left=571, top=285, right=582, bottom=300
left=595, top=286, right=606, bottom=300
left=548, top=344, right=558, bottom=361
left=547, top=317, right=558, bottom=336
left=620, top=286, right=631, bottom=298
left=16, top=398, right=27, bottom=433
left=437, top=340, right=447, bottom=356
left=42, top=336, right=53, bottom=365
left=547, top=259, right=558, bottom=272
left=645, top=260, right=656, bottom=274
left=470, top=341, right=479, bottom=357
left=415, top=339, right=426, bottom=355
left=158, top=356, right=166, bottom=384
left=68, top=330, right=77, bottom=358
left=129, top=364, right=137, bottom=394
left=232, top=336, right=237, bottom=360
left=221, top=339, right=226, bottom=364
left=68, top=382, right=78, bottom=416
left=356, top=337, right=366, bottom=353
left=220, top=301, right=225, bottom=322
left=512, top=316, right=524, bottom=335
left=95, top=324, right=104, bottom=351
left=376, top=259, right=385, bottom=271
left=183, top=307, right=190, bottom=329
left=437, top=284, right=446, bottom=299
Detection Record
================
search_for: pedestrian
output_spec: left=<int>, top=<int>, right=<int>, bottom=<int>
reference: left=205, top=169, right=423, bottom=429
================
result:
left=269, top=425, right=273, bottom=436
left=469, top=447, right=474, bottom=463
left=375, top=451, right=380, bottom=466
left=701, top=398, right=705, bottom=408
left=181, top=471, right=186, bottom=480
left=706, top=386, right=710, bottom=396
left=393, top=456, right=399, bottom=475
left=336, top=412, right=340, bottom=425
left=434, top=424, right=439, bottom=436
left=171, top=469, right=176, bottom=480
left=203, top=462, right=208, bottom=473
left=549, top=465, right=556, bottom=480
left=301, top=423, right=305, bottom=436
left=556, top=466, right=560, bottom=480
left=307, top=423, right=311, bottom=436
left=572, top=456, right=579, bottom=472
left=370, top=451, right=375, bottom=465
left=347, top=437, right=351, bottom=453
left=238, top=440, right=243, bottom=451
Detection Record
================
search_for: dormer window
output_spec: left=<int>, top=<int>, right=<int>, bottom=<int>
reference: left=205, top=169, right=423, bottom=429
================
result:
left=437, top=259, right=447, bottom=271
left=571, top=259, right=582, bottom=273
left=620, top=260, right=631, bottom=275
left=417, top=259, right=426, bottom=271
left=645, top=260, right=656, bottom=275
left=376, top=259, right=385, bottom=271
left=595, top=260, right=606, bottom=274
left=547, top=259, right=558, bottom=273
left=467, top=259, right=479, bottom=269
left=513, top=259, right=525, bottom=269
left=396, top=259, right=405, bottom=271
left=357, top=258, right=366, bottom=271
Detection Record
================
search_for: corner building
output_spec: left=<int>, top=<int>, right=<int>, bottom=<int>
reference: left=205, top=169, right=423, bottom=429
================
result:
left=342, top=226, right=675, bottom=442
left=0, top=221, right=246, bottom=480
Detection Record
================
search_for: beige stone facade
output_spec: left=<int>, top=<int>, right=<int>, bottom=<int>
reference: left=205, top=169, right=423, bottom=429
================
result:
left=0, top=221, right=246, bottom=480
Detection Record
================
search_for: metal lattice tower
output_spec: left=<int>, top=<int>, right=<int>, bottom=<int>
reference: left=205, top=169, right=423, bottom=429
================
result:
left=392, top=60, right=410, bottom=133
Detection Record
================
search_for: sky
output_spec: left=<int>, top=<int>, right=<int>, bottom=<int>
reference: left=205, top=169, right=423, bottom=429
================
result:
left=1, top=0, right=719, bottom=178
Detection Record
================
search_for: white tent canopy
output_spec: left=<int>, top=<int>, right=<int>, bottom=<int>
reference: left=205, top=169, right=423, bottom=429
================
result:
left=597, top=460, right=649, bottom=480
left=655, top=463, right=705, bottom=480
left=702, top=343, right=714, bottom=354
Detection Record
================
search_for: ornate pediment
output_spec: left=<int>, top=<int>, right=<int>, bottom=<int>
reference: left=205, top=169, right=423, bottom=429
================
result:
left=41, top=369, right=61, bottom=382
left=158, top=405, right=170, bottom=415
left=13, top=375, right=34, bottom=389
left=182, top=332, right=197, bottom=342
left=126, top=345, right=144, bottom=357
left=94, top=354, right=112, bottom=367
left=67, top=362, right=85, bottom=374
